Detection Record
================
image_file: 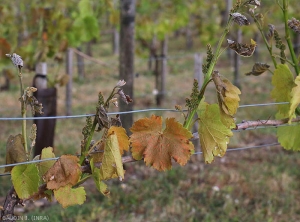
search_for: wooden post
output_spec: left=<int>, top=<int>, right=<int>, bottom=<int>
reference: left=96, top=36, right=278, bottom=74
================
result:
left=113, top=27, right=120, bottom=55
left=233, top=29, right=241, bottom=89
left=119, top=0, right=136, bottom=133
left=0, top=69, right=10, bottom=91
left=194, top=53, right=203, bottom=88
left=76, top=47, right=85, bottom=80
left=66, top=48, right=73, bottom=116
left=161, top=36, right=168, bottom=103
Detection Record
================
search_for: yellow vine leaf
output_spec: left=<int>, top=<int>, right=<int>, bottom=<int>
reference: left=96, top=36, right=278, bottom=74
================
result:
left=277, top=125, right=300, bottom=151
left=5, top=134, right=27, bottom=172
left=108, top=126, right=129, bottom=155
left=271, top=64, right=295, bottom=118
left=212, top=71, right=241, bottom=116
left=90, top=126, right=129, bottom=164
left=130, top=115, right=194, bottom=171
left=54, top=185, right=86, bottom=208
left=43, top=155, right=81, bottom=190
left=99, top=132, right=124, bottom=181
left=197, top=102, right=233, bottom=164
left=289, top=75, right=300, bottom=123
left=36, top=147, right=56, bottom=180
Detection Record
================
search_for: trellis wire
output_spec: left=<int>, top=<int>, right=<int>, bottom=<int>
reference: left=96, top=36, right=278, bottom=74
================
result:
left=0, top=142, right=281, bottom=177
left=0, top=102, right=290, bottom=121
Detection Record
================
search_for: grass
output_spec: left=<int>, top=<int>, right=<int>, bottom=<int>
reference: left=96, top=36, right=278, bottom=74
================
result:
left=21, top=147, right=300, bottom=221
left=0, top=31, right=300, bottom=221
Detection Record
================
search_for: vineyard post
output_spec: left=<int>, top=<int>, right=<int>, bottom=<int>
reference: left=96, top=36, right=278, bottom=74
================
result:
left=113, top=27, right=120, bottom=55
left=76, top=47, right=85, bottom=80
left=119, top=0, right=136, bottom=132
left=160, top=36, right=168, bottom=104
left=66, top=48, right=73, bottom=116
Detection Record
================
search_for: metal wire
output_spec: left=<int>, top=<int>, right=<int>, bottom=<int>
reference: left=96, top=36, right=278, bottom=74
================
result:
left=0, top=102, right=289, bottom=121
left=0, top=157, right=59, bottom=169
left=194, top=143, right=280, bottom=155
left=0, top=142, right=281, bottom=177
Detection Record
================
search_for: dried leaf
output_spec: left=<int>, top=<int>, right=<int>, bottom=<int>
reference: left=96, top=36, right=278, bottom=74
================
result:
left=6, top=53, right=23, bottom=68
left=29, top=184, right=52, bottom=201
left=288, top=18, right=300, bottom=33
left=5, top=134, right=27, bottom=172
left=268, top=24, right=276, bottom=38
left=96, top=105, right=110, bottom=131
left=54, top=185, right=86, bottom=208
left=44, top=155, right=81, bottom=190
left=116, top=80, right=126, bottom=87
left=230, top=12, right=250, bottom=26
left=117, top=89, right=133, bottom=104
left=212, top=71, right=241, bottom=116
left=227, top=39, right=257, bottom=57
left=111, top=114, right=122, bottom=127
left=245, top=63, right=270, bottom=76
left=130, top=115, right=194, bottom=171
left=197, top=102, right=233, bottom=164
left=246, top=0, right=260, bottom=6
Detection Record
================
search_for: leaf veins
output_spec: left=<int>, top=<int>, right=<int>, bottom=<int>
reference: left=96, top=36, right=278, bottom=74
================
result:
left=130, top=115, right=194, bottom=171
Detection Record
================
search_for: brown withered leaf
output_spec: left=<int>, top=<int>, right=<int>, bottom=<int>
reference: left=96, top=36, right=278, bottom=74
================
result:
left=212, top=71, right=241, bottom=116
left=227, top=39, right=256, bottom=57
left=245, top=63, right=270, bottom=76
left=96, top=105, right=110, bottom=131
left=246, top=0, right=260, bottom=6
left=5, top=134, right=27, bottom=172
left=43, top=155, right=81, bottom=190
left=268, top=24, right=276, bottom=38
left=111, top=114, right=122, bottom=127
left=288, top=18, right=300, bottom=33
left=230, top=12, right=250, bottom=26
left=29, top=184, right=52, bottom=201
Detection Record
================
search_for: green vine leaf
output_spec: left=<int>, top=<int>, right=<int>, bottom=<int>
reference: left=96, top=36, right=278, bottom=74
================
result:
left=99, top=132, right=125, bottom=181
left=289, top=75, right=300, bottom=123
left=54, top=185, right=86, bottom=208
left=277, top=125, right=300, bottom=151
left=271, top=64, right=295, bottom=118
left=197, top=102, right=233, bottom=164
left=130, top=115, right=194, bottom=171
left=5, top=134, right=27, bottom=172
left=90, top=159, right=110, bottom=196
left=43, top=155, right=81, bottom=190
left=11, top=163, right=39, bottom=199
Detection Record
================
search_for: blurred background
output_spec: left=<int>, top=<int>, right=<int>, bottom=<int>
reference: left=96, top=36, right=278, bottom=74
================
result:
left=1, top=0, right=300, bottom=221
